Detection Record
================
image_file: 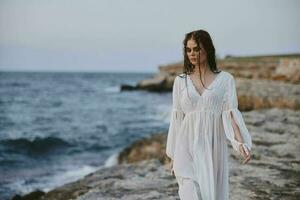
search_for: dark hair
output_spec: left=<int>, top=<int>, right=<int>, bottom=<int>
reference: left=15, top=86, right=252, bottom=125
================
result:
left=179, top=29, right=221, bottom=97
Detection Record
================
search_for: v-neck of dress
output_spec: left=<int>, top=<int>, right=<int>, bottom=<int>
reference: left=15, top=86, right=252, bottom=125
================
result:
left=187, top=71, right=223, bottom=97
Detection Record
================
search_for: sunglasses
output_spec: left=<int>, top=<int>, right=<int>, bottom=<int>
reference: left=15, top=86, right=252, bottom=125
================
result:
left=185, top=46, right=202, bottom=53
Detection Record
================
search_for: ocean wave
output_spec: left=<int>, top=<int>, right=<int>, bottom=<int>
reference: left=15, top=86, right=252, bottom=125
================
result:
left=104, top=151, right=119, bottom=167
left=0, top=136, right=73, bottom=155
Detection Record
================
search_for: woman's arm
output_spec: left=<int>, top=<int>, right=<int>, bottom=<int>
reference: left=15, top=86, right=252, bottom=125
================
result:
left=230, top=112, right=243, bottom=143
left=230, top=106, right=251, bottom=164
left=222, top=74, right=252, bottom=164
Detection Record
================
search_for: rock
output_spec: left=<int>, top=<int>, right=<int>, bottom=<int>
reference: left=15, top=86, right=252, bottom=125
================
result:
left=218, top=54, right=300, bottom=83
left=118, top=132, right=169, bottom=165
left=227, top=108, right=300, bottom=199
left=124, top=75, right=300, bottom=110
left=273, top=58, right=300, bottom=83
left=123, top=54, right=300, bottom=110
left=116, top=108, right=300, bottom=199
left=35, top=159, right=179, bottom=200
left=156, top=54, right=300, bottom=84
left=120, top=84, right=137, bottom=91
left=11, top=190, right=45, bottom=200
left=120, top=74, right=173, bottom=92
left=235, top=78, right=300, bottom=110
left=158, top=61, right=183, bottom=76
left=136, top=75, right=170, bottom=92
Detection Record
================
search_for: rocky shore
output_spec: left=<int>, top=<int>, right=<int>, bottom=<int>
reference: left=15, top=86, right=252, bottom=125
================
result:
left=13, top=108, right=300, bottom=200
left=13, top=54, right=300, bottom=200
left=122, top=55, right=300, bottom=110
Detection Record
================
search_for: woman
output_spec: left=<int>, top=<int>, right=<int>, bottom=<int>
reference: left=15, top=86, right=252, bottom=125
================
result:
left=165, top=30, right=252, bottom=200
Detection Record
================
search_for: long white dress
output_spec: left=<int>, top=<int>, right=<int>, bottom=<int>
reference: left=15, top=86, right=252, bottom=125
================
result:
left=166, top=70, right=252, bottom=200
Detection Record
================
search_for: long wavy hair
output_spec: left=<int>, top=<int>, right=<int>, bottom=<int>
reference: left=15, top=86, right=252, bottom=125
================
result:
left=179, top=29, right=221, bottom=98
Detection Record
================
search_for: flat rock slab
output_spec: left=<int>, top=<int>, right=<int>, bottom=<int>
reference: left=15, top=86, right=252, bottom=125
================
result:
left=38, top=159, right=179, bottom=200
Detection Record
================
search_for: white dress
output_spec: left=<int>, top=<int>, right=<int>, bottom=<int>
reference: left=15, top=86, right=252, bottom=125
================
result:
left=166, top=70, right=252, bottom=200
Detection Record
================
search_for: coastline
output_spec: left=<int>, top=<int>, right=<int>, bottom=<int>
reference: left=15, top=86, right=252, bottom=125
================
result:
left=11, top=54, right=300, bottom=200
left=12, top=107, right=300, bottom=199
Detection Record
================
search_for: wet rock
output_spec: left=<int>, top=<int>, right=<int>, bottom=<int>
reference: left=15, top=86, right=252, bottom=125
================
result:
left=11, top=190, right=45, bottom=200
left=120, top=84, right=138, bottom=91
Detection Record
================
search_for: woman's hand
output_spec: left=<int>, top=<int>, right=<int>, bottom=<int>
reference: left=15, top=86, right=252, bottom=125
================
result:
left=239, top=144, right=251, bottom=164
left=169, top=160, right=175, bottom=176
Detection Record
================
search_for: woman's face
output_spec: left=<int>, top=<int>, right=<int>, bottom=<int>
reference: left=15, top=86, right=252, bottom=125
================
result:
left=186, top=39, right=207, bottom=66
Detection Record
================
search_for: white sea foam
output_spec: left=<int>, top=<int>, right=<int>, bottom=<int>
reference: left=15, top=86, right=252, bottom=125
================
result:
left=8, top=165, right=99, bottom=196
left=104, top=150, right=120, bottom=167
left=42, top=165, right=98, bottom=192
left=104, top=86, right=120, bottom=93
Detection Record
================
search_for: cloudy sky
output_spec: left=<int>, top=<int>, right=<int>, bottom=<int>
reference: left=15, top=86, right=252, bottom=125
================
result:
left=0, top=0, right=299, bottom=72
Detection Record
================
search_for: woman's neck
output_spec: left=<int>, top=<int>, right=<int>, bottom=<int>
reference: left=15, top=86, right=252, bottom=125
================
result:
left=191, top=63, right=209, bottom=76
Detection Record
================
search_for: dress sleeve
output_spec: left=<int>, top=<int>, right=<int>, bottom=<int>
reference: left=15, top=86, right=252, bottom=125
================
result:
left=221, top=75, right=252, bottom=154
left=166, top=76, right=185, bottom=160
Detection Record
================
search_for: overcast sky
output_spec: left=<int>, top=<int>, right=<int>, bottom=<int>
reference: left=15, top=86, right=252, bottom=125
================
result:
left=0, top=0, right=299, bottom=72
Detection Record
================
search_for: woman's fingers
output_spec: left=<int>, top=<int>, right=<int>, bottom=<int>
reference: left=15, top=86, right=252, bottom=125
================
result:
left=169, top=168, right=174, bottom=176
left=238, top=144, right=251, bottom=164
left=239, top=144, right=246, bottom=158
left=243, top=145, right=250, bottom=156
left=242, top=145, right=251, bottom=164
left=242, top=154, right=251, bottom=164
left=169, top=160, right=174, bottom=176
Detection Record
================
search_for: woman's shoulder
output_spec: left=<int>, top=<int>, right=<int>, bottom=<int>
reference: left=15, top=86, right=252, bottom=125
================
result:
left=173, top=73, right=186, bottom=91
left=174, top=73, right=187, bottom=83
left=220, top=71, right=237, bottom=91
left=177, top=73, right=187, bottom=79
left=219, top=70, right=232, bottom=77
left=220, top=70, right=235, bottom=81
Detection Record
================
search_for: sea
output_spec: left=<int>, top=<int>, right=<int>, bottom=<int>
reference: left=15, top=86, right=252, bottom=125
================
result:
left=0, top=71, right=172, bottom=200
